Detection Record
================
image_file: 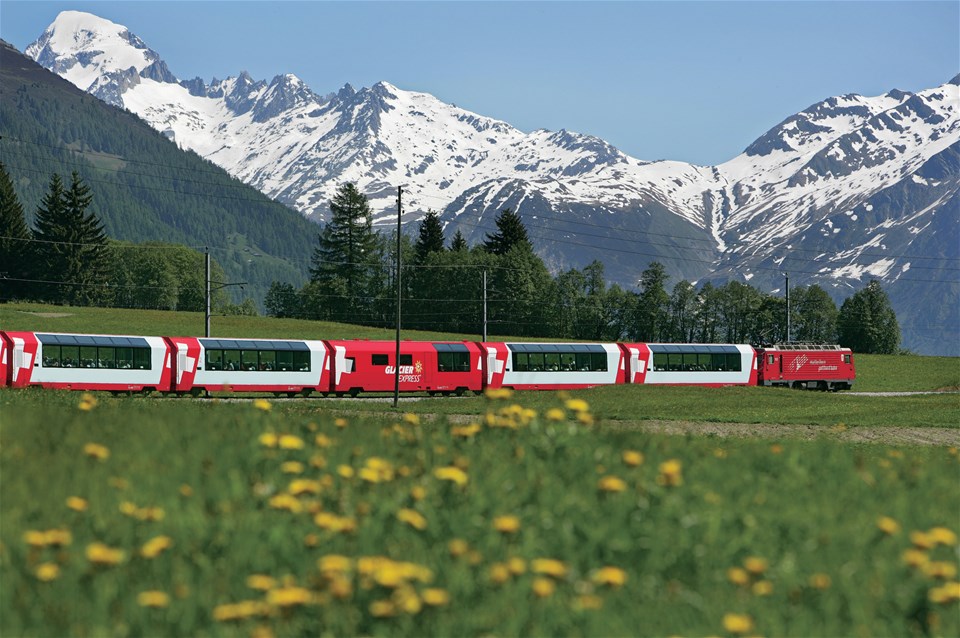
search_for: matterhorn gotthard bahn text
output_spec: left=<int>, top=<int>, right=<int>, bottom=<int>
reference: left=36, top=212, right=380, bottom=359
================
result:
left=25, top=11, right=960, bottom=354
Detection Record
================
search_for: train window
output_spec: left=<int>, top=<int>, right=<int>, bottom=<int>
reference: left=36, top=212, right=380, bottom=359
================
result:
left=560, top=353, right=576, bottom=371
left=97, top=347, right=116, bottom=369
left=591, top=353, right=607, bottom=372
left=41, top=345, right=61, bottom=367
left=223, top=350, right=241, bottom=371
left=342, top=357, right=355, bottom=373
left=727, top=354, right=741, bottom=372
left=206, top=349, right=223, bottom=371
left=133, top=348, right=152, bottom=370
left=80, top=346, right=97, bottom=368
left=577, top=353, right=593, bottom=371
left=711, top=353, right=727, bottom=371
left=439, top=351, right=470, bottom=372
left=512, top=352, right=528, bottom=371
left=241, top=350, right=258, bottom=371
left=276, top=351, right=293, bottom=371
left=60, top=346, right=80, bottom=368
left=372, top=354, right=389, bottom=366
left=768, top=354, right=775, bottom=365
left=293, top=351, right=311, bottom=372
left=259, top=350, right=277, bottom=371
left=683, top=353, right=698, bottom=371
left=399, top=354, right=413, bottom=366
left=544, top=352, right=560, bottom=371
left=116, top=347, right=134, bottom=369
left=844, top=354, right=851, bottom=364
left=528, top=352, right=546, bottom=371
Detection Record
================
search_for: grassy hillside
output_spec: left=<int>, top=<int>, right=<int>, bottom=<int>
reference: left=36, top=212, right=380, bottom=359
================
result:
left=0, top=40, right=318, bottom=305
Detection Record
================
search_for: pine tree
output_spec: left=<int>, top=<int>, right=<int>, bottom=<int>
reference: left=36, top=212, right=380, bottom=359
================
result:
left=838, top=279, right=901, bottom=353
left=449, top=229, right=468, bottom=252
left=308, top=183, right=381, bottom=321
left=414, top=211, right=445, bottom=264
left=482, top=208, right=531, bottom=256
left=633, top=262, right=670, bottom=341
left=0, top=163, right=32, bottom=300
left=794, top=284, right=838, bottom=343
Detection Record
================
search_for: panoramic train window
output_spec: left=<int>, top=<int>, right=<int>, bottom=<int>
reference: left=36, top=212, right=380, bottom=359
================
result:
left=372, top=354, right=389, bottom=366
left=509, top=344, right=607, bottom=373
left=650, top=345, right=741, bottom=372
left=435, top=343, right=471, bottom=372
left=38, top=334, right=152, bottom=370
left=199, top=340, right=311, bottom=373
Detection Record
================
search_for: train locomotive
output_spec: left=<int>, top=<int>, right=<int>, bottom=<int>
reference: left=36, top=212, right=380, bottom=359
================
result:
left=0, top=330, right=855, bottom=395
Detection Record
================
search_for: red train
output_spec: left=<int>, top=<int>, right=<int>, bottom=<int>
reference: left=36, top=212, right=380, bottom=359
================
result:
left=0, top=331, right=855, bottom=395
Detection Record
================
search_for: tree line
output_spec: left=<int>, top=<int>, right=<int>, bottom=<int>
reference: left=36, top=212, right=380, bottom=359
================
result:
left=0, top=163, right=243, bottom=313
left=266, top=183, right=902, bottom=354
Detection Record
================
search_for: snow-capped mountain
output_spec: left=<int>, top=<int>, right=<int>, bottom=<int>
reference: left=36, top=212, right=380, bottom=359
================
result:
left=24, top=11, right=960, bottom=354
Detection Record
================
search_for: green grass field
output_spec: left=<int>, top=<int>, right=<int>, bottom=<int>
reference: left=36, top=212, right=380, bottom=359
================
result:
left=2, top=302, right=958, bottom=635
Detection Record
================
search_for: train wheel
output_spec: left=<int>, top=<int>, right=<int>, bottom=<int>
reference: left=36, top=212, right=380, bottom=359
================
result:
left=455, top=387, right=466, bottom=397
left=300, top=388, right=314, bottom=398
left=190, top=388, right=203, bottom=398
left=349, top=388, right=360, bottom=398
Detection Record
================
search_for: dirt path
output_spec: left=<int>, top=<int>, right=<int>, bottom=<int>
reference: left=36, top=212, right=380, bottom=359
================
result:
left=604, top=419, right=960, bottom=446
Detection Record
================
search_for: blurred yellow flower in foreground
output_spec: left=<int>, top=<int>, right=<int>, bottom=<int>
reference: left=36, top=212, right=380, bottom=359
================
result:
left=743, top=556, right=768, bottom=575
left=318, top=554, right=352, bottom=574
left=245, top=574, right=277, bottom=591
left=267, top=586, right=312, bottom=607
left=727, top=567, right=749, bottom=586
left=141, top=535, right=173, bottom=559
left=592, top=566, right=628, bottom=587
left=532, top=577, right=556, bottom=597
left=334, top=417, right=348, bottom=428
left=809, top=573, right=832, bottom=589
left=598, top=475, right=627, bottom=493
left=422, top=588, right=450, bottom=606
left=722, top=613, right=754, bottom=634
left=78, top=393, right=98, bottom=411
left=532, top=558, right=567, bottom=578
left=213, top=600, right=270, bottom=622
left=657, top=459, right=683, bottom=486
left=448, top=538, right=469, bottom=557
left=545, top=408, right=566, bottom=422
left=253, top=399, right=272, bottom=411
left=402, top=413, right=420, bottom=426
left=35, top=562, right=60, bottom=582
left=278, top=434, right=304, bottom=450
left=24, top=529, right=72, bottom=547
left=258, top=432, right=278, bottom=448
left=565, top=398, right=589, bottom=413
left=137, top=590, right=170, bottom=608
left=493, top=515, right=521, bottom=534
left=86, top=542, right=125, bottom=565
left=484, top=388, right=514, bottom=400
left=929, top=526, right=958, bottom=547
left=877, top=516, right=901, bottom=535
left=397, top=508, right=428, bottom=530
left=66, top=496, right=88, bottom=512
left=622, top=450, right=644, bottom=466
left=83, top=442, right=110, bottom=461
left=929, top=581, right=960, bottom=604
left=433, top=466, right=468, bottom=487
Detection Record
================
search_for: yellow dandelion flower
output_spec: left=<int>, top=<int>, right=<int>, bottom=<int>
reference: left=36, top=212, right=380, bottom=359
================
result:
left=877, top=516, right=901, bottom=535
left=83, top=442, right=110, bottom=461
left=902, top=548, right=930, bottom=569
left=397, top=508, right=428, bottom=530
left=66, top=496, right=88, bottom=512
left=334, top=417, right=348, bottom=428
left=575, top=594, right=604, bottom=610
left=370, top=599, right=396, bottom=617
left=267, top=586, right=312, bottom=607
left=78, top=393, right=98, bottom=411
left=770, top=443, right=784, bottom=454
left=268, top=493, right=303, bottom=513
left=577, top=411, right=595, bottom=426
left=138, top=506, right=165, bottom=522
left=278, top=434, right=304, bottom=450
left=722, top=613, right=754, bottom=634
left=493, top=515, right=521, bottom=533
left=565, top=398, right=589, bottom=413
left=402, top=413, right=421, bottom=426
left=141, top=535, right=173, bottom=559
left=532, top=558, right=567, bottom=578
left=489, top=563, right=511, bottom=584
left=929, top=526, right=958, bottom=547
left=545, top=407, right=566, bottom=422
left=743, top=556, right=768, bottom=575
left=288, top=479, right=321, bottom=496
left=508, top=556, right=527, bottom=575
left=318, top=554, right=352, bottom=574
left=592, top=566, right=628, bottom=587
left=484, top=387, right=514, bottom=400
left=137, top=590, right=170, bottom=608
left=258, top=432, right=278, bottom=448
left=598, top=475, right=627, bottom=492
left=86, top=542, right=125, bottom=565
left=24, top=530, right=48, bottom=547
left=657, top=459, right=683, bottom=486
left=281, top=461, right=304, bottom=474
left=451, top=423, right=482, bottom=437
left=411, top=485, right=427, bottom=501
left=923, top=561, right=958, bottom=580
left=328, top=574, right=353, bottom=599
left=532, top=577, right=556, bottom=597
left=422, top=588, right=450, bottom=606
left=35, top=562, right=60, bottom=582
left=246, top=574, right=277, bottom=591
left=809, top=573, right=832, bottom=589
left=929, top=581, right=960, bottom=604
left=911, top=530, right=935, bottom=550
left=179, top=484, right=193, bottom=497
left=727, top=567, right=750, bottom=586
left=622, top=450, right=644, bottom=466
left=337, top=464, right=355, bottom=478
left=315, top=433, right=333, bottom=447
left=253, top=398, right=272, bottom=411
left=752, top=580, right=773, bottom=596
left=433, top=466, right=468, bottom=487
left=393, top=585, right=422, bottom=614
left=448, top=538, right=469, bottom=557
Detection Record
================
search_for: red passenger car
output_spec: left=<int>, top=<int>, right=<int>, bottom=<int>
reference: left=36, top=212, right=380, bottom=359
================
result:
left=326, top=340, right=485, bottom=396
left=756, top=344, right=855, bottom=390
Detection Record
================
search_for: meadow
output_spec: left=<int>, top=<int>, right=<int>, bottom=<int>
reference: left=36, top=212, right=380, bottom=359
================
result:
left=1, top=302, right=958, bottom=636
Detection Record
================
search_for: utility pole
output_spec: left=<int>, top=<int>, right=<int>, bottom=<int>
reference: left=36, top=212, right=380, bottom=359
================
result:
left=205, top=248, right=211, bottom=338
left=393, top=186, right=402, bottom=409
left=785, top=272, right=791, bottom=343
left=482, top=269, right=487, bottom=342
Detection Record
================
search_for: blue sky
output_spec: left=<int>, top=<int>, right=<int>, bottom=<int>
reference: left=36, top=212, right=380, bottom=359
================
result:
left=3, top=1, right=957, bottom=166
